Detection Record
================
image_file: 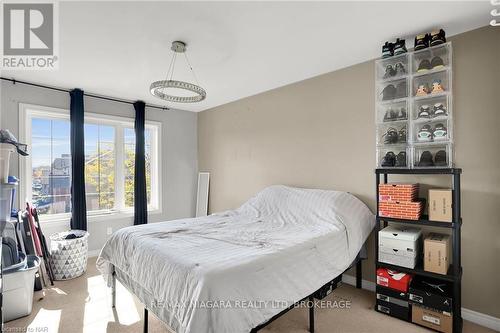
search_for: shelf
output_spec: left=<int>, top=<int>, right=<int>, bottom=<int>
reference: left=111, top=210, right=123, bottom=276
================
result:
left=376, top=261, right=461, bottom=282
left=412, top=91, right=449, bottom=101
left=377, top=215, right=460, bottom=228
left=375, top=168, right=462, bottom=175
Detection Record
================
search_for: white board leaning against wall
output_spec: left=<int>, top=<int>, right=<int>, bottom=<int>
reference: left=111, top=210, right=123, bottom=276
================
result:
left=196, top=172, right=210, bottom=217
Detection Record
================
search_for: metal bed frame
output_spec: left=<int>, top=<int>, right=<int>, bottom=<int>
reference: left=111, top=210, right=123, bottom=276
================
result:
left=111, top=254, right=364, bottom=333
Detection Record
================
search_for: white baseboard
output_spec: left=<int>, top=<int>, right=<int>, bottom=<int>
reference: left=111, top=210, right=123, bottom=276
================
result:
left=342, top=275, right=500, bottom=332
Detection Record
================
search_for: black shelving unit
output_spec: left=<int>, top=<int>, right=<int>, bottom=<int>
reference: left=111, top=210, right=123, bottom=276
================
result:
left=375, top=168, right=462, bottom=333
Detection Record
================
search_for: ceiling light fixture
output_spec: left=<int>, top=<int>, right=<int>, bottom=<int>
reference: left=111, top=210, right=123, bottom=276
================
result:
left=150, top=41, right=206, bottom=103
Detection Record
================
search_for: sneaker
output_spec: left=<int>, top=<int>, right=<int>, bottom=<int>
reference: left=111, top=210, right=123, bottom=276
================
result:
left=382, top=84, right=397, bottom=100
left=395, top=81, right=407, bottom=98
left=430, top=29, right=446, bottom=46
left=433, top=103, right=447, bottom=117
left=418, top=151, right=434, bottom=167
left=431, top=80, right=445, bottom=94
left=433, top=123, right=447, bottom=141
left=397, top=107, right=407, bottom=120
left=381, top=151, right=396, bottom=167
left=418, top=105, right=431, bottom=118
left=417, top=59, right=432, bottom=72
left=434, top=150, right=448, bottom=166
left=393, top=38, right=407, bottom=55
left=416, top=84, right=430, bottom=96
left=417, top=124, right=433, bottom=142
left=394, top=62, right=406, bottom=76
left=383, top=108, right=398, bottom=122
left=383, top=64, right=396, bottom=79
left=382, top=42, right=394, bottom=58
left=398, top=126, right=407, bottom=143
left=414, top=33, right=430, bottom=51
left=383, top=127, right=399, bottom=144
left=431, top=56, right=445, bottom=69
left=395, top=151, right=407, bottom=167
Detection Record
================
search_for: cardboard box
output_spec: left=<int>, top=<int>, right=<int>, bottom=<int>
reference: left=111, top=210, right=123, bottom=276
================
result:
left=376, top=299, right=410, bottom=321
left=429, top=189, right=452, bottom=222
left=412, top=304, right=452, bottom=333
left=379, top=201, right=424, bottom=220
left=424, top=233, right=450, bottom=275
left=379, top=183, right=419, bottom=202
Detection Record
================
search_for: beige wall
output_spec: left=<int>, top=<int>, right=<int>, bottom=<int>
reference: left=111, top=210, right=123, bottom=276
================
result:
left=198, top=26, right=500, bottom=318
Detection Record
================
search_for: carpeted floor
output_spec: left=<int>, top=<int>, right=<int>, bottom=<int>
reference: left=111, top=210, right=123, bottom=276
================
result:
left=4, top=257, right=496, bottom=333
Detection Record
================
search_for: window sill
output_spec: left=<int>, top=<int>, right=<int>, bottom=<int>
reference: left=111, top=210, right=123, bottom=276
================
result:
left=39, top=208, right=162, bottom=229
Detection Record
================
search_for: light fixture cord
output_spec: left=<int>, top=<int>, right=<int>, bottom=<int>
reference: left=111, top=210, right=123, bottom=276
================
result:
left=184, top=52, right=201, bottom=86
left=165, top=50, right=176, bottom=81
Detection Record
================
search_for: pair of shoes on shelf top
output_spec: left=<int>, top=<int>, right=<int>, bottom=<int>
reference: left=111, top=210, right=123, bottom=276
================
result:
left=382, top=38, right=408, bottom=58
left=418, top=103, right=447, bottom=119
left=414, top=29, right=446, bottom=51
left=382, top=151, right=407, bottom=167
left=415, top=80, right=445, bottom=96
left=418, top=150, right=447, bottom=167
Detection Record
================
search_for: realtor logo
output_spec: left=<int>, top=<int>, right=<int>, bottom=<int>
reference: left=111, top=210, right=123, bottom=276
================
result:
left=1, top=1, right=59, bottom=69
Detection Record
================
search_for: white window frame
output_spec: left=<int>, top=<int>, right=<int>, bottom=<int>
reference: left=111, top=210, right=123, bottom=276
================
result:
left=19, top=103, right=162, bottom=224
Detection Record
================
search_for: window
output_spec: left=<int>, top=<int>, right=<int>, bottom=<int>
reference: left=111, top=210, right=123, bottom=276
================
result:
left=20, top=104, right=161, bottom=221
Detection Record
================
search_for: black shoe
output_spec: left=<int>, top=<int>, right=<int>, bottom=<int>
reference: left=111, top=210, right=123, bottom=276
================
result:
left=381, top=152, right=396, bottom=167
left=430, top=29, right=446, bottom=46
left=397, top=107, right=407, bottom=120
left=394, top=62, right=406, bottom=76
left=383, top=127, right=399, bottom=144
left=433, top=103, right=447, bottom=117
left=418, top=151, right=434, bottom=167
left=398, top=126, right=407, bottom=143
left=414, top=33, right=430, bottom=51
left=417, top=59, right=432, bottom=72
left=382, top=42, right=394, bottom=58
left=395, top=81, right=407, bottom=98
left=434, top=150, right=448, bottom=166
left=418, top=105, right=431, bottom=118
left=431, top=56, right=445, bottom=69
left=383, top=108, right=398, bottom=122
left=383, top=64, right=396, bottom=79
left=382, top=84, right=397, bottom=100
left=395, top=152, right=407, bottom=167
left=393, top=38, right=407, bottom=55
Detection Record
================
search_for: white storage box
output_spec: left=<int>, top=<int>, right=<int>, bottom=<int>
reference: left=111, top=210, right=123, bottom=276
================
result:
left=3, top=255, right=40, bottom=322
left=379, top=252, right=418, bottom=269
left=379, top=225, right=422, bottom=268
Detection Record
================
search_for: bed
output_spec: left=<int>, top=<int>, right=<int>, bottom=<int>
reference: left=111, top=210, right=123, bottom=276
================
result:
left=96, top=185, right=375, bottom=333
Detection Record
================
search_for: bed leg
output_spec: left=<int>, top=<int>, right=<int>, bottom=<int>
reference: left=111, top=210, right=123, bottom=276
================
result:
left=111, top=272, right=116, bottom=308
left=308, top=296, right=315, bottom=333
left=144, top=308, right=149, bottom=333
left=356, top=260, right=362, bottom=289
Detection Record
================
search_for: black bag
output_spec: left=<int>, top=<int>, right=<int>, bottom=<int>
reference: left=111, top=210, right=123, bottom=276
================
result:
left=2, top=237, right=20, bottom=267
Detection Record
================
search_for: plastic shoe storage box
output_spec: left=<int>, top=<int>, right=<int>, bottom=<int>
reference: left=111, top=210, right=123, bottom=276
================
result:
left=413, top=143, right=453, bottom=168
left=3, top=254, right=41, bottom=322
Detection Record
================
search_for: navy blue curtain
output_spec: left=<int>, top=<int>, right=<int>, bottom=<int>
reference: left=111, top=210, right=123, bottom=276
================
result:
left=133, top=101, right=148, bottom=225
left=69, top=89, right=87, bottom=231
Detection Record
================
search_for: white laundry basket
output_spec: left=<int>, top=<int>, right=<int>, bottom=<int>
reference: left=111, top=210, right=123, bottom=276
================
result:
left=49, top=230, right=89, bottom=280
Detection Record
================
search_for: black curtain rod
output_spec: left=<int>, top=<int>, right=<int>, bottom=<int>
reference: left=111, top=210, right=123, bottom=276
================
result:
left=0, top=77, right=170, bottom=111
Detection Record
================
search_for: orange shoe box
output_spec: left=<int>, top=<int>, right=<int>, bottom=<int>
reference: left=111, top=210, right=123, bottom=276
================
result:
left=379, top=201, right=424, bottom=220
left=379, top=183, right=419, bottom=202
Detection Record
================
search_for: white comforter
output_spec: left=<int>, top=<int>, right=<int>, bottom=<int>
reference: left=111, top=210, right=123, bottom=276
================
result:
left=96, top=185, right=374, bottom=333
